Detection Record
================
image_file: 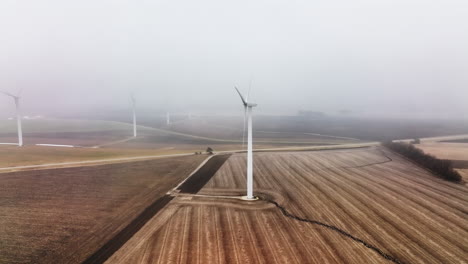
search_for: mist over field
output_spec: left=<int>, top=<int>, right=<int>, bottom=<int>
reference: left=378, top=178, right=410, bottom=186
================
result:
left=2, top=2, right=468, bottom=264
left=0, top=0, right=467, bottom=120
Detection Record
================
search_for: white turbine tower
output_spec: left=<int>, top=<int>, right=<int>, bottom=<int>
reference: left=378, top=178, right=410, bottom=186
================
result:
left=1, top=90, right=23, bottom=146
left=235, top=86, right=257, bottom=200
left=166, top=112, right=171, bottom=125
left=130, top=94, right=137, bottom=137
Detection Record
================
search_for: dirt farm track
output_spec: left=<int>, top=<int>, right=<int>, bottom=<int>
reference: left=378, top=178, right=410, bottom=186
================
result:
left=107, top=147, right=468, bottom=264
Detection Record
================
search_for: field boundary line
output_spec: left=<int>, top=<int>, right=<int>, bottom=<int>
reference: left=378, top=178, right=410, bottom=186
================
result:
left=170, top=155, right=215, bottom=193
left=216, top=143, right=378, bottom=155
left=0, top=153, right=195, bottom=173
left=91, top=136, right=138, bottom=148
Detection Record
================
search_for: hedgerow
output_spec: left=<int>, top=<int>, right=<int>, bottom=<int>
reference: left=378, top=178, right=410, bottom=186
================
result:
left=383, top=141, right=462, bottom=183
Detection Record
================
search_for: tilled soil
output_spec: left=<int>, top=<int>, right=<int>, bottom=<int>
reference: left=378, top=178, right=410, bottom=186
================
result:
left=0, top=155, right=205, bottom=264
left=107, top=147, right=468, bottom=264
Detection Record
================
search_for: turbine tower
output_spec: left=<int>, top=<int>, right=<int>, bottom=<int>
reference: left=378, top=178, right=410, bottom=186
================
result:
left=235, top=86, right=257, bottom=200
left=166, top=112, right=171, bottom=125
left=130, top=94, right=137, bottom=137
left=1, top=90, right=23, bottom=146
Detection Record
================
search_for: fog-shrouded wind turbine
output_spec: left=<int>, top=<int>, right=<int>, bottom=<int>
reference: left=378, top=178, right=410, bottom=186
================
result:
left=235, top=86, right=257, bottom=200
left=1, top=90, right=23, bottom=146
left=130, top=94, right=137, bottom=137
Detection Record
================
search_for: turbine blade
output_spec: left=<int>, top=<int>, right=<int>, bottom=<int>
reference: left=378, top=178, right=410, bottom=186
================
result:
left=234, top=86, right=247, bottom=105
left=0, top=90, right=16, bottom=98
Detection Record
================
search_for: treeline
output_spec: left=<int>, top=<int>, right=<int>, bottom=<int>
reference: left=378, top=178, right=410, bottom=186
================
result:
left=382, top=141, right=462, bottom=183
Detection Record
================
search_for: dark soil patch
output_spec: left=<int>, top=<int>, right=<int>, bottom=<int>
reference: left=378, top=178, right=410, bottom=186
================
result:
left=452, top=160, right=468, bottom=169
left=83, top=195, right=174, bottom=264
left=178, top=154, right=231, bottom=194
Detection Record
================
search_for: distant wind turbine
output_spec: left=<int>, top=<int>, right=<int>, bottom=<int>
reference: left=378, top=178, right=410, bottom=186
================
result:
left=235, top=86, right=257, bottom=200
left=1, top=90, right=23, bottom=146
left=130, top=94, right=137, bottom=137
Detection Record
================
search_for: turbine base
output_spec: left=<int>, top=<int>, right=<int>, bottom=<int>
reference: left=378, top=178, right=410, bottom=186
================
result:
left=240, top=196, right=259, bottom=201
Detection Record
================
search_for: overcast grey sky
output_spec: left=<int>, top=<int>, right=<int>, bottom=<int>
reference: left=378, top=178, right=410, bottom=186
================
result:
left=0, top=0, right=467, bottom=118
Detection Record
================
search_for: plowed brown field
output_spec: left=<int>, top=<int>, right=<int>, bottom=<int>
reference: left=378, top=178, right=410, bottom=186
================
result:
left=417, top=142, right=468, bottom=161
left=0, top=155, right=205, bottom=264
left=107, top=147, right=468, bottom=264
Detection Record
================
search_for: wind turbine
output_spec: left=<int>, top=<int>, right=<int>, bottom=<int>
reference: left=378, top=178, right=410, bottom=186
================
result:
left=235, top=86, right=257, bottom=200
left=130, top=94, right=137, bottom=137
left=1, top=90, right=23, bottom=146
